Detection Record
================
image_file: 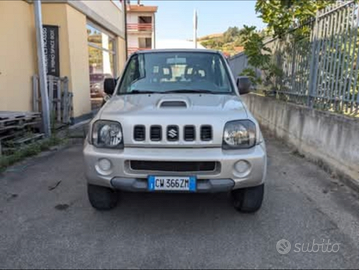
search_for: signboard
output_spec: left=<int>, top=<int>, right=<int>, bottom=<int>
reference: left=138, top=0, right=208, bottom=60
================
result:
left=43, top=25, right=60, bottom=77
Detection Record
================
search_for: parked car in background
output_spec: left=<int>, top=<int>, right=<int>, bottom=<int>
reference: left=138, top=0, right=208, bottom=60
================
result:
left=84, top=49, right=267, bottom=213
left=90, top=73, right=113, bottom=98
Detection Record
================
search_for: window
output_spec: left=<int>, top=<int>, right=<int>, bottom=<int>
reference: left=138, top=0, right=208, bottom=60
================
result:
left=139, top=16, right=152, bottom=24
left=87, top=23, right=117, bottom=102
left=118, top=52, right=234, bottom=94
left=138, top=38, right=152, bottom=49
left=87, top=23, right=116, bottom=77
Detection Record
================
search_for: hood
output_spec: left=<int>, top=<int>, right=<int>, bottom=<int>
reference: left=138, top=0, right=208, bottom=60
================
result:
left=97, top=93, right=251, bottom=148
left=100, top=93, right=248, bottom=119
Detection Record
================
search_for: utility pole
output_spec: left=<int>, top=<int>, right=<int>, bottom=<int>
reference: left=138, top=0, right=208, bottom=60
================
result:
left=193, top=9, right=198, bottom=49
left=34, top=0, right=51, bottom=137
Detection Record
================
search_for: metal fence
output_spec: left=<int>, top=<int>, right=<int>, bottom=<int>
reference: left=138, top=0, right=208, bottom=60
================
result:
left=228, top=52, right=250, bottom=77
left=32, top=75, right=73, bottom=124
left=229, top=0, right=359, bottom=116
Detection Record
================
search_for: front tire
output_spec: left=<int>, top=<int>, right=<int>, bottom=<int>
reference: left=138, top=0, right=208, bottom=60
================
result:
left=231, top=184, right=264, bottom=213
left=87, top=184, right=119, bottom=210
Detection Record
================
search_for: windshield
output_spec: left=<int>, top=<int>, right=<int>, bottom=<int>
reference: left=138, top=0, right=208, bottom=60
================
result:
left=117, top=52, right=234, bottom=94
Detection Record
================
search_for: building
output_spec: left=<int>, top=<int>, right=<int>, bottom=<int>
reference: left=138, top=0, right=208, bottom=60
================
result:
left=0, top=0, right=127, bottom=122
left=126, top=4, right=158, bottom=56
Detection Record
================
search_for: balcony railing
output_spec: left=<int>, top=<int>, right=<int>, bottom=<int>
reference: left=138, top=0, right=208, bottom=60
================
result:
left=128, top=47, right=152, bottom=54
left=127, top=23, right=153, bottom=32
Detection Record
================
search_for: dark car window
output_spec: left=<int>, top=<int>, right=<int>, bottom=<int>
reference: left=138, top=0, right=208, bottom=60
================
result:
left=117, top=52, right=234, bottom=94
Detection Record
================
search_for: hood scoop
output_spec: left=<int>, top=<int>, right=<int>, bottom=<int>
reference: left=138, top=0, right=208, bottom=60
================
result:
left=158, top=99, right=189, bottom=108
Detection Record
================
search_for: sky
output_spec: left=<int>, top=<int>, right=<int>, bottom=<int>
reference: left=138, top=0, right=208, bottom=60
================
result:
left=140, top=0, right=266, bottom=41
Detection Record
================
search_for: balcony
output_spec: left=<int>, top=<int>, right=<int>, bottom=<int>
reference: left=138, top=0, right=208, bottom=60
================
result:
left=127, top=23, right=153, bottom=32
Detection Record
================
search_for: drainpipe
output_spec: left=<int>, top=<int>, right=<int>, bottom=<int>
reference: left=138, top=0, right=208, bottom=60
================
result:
left=124, top=0, right=129, bottom=59
left=34, top=0, right=51, bottom=137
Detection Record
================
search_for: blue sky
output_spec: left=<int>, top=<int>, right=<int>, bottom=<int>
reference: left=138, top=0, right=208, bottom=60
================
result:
left=141, top=0, right=266, bottom=40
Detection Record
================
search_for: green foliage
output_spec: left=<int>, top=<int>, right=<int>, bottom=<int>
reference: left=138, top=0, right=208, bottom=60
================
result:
left=200, top=26, right=247, bottom=56
left=201, top=38, right=224, bottom=50
left=240, top=68, right=262, bottom=85
left=223, top=26, right=241, bottom=43
left=240, top=25, right=271, bottom=68
left=240, top=25, right=284, bottom=89
left=0, top=136, right=66, bottom=172
left=255, top=0, right=335, bottom=38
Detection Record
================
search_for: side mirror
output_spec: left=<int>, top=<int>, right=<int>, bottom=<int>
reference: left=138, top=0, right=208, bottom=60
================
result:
left=236, top=76, right=251, bottom=95
left=104, top=78, right=116, bottom=95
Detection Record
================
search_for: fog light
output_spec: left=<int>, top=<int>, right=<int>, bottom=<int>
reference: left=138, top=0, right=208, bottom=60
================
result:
left=95, top=158, right=112, bottom=175
left=99, top=158, right=112, bottom=171
left=234, top=160, right=251, bottom=174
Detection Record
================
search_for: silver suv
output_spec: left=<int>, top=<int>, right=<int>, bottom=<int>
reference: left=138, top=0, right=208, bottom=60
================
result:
left=84, top=49, right=267, bottom=213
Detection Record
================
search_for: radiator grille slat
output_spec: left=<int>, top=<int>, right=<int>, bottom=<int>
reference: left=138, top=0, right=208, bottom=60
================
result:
left=133, top=125, right=213, bottom=142
left=134, top=125, right=145, bottom=141
left=201, top=125, right=212, bottom=141
left=184, top=126, right=195, bottom=141
left=150, top=126, right=162, bottom=141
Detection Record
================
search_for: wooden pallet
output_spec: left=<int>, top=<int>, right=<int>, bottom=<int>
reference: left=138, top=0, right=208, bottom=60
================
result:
left=11, top=133, right=45, bottom=146
left=0, top=111, right=41, bottom=134
left=0, top=112, right=43, bottom=156
left=33, top=75, right=73, bottom=124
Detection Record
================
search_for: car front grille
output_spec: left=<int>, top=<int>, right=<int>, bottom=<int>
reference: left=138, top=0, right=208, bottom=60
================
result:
left=133, top=125, right=212, bottom=142
left=134, top=125, right=145, bottom=141
left=184, top=126, right=195, bottom=141
left=130, top=161, right=217, bottom=172
left=201, top=125, right=212, bottom=141
left=150, top=126, right=162, bottom=141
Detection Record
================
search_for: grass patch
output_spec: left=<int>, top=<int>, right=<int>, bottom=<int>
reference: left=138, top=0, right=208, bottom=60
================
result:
left=0, top=136, right=67, bottom=172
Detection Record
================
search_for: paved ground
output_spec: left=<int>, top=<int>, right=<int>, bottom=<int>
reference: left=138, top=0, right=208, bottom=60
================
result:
left=1, top=132, right=359, bottom=269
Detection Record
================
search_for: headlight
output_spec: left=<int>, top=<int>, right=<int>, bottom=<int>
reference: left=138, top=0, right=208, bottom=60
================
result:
left=223, top=120, right=256, bottom=149
left=92, top=120, right=123, bottom=149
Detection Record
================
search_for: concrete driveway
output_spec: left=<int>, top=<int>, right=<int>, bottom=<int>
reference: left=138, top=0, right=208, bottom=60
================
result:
left=1, top=132, right=359, bottom=269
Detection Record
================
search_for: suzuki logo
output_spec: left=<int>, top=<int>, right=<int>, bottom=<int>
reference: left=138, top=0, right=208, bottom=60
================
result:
left=168, top=129, right=177, bottom=138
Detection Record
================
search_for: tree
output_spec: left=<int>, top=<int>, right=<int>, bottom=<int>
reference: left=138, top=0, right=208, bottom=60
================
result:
left=240, top=26, right=270, bottom=68
left=240, top=25, right=283, bottom=87
left=223, top=26, right=241, bottom=43
left=255, top=0, right=335, bottom=38
left=200, top=26, right=246, bottom=56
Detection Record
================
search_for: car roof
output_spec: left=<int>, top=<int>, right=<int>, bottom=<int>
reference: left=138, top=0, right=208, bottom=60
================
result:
left=134, top=48, right=221, bottom=54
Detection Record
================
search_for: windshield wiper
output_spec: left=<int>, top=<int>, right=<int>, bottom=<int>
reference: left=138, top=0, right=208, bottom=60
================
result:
left=164, top=89, right=214, bottom=94
left=129, top=90, right=159, bottom=94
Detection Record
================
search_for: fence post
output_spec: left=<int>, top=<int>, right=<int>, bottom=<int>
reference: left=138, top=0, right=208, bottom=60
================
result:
left=308, top=11, right=320, bottom=108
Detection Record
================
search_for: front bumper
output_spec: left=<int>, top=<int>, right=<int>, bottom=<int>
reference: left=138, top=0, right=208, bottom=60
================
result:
left=83, top=141, right=267, bottom=192
left=111, top=178, right=235, bottom=193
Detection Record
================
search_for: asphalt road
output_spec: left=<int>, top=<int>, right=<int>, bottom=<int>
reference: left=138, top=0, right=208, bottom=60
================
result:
left=1, top=132, right=359, bottom=269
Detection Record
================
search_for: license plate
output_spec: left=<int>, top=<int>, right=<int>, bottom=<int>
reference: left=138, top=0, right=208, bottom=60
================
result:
left=148, top=176, right=196, bottom=192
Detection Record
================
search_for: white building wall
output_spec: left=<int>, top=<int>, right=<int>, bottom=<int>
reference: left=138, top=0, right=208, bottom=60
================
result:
left=128, top=36, right=138, bottom=48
